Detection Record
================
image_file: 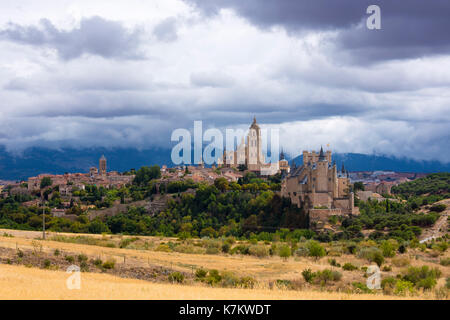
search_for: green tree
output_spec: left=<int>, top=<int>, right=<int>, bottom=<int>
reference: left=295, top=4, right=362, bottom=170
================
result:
left=279, top=245, right=291, bottom=260
left=133, top=165, right=161, bottom=186
left=40, top=177, right=52, bottom=189
left=306, top=240, right=326, bottom=259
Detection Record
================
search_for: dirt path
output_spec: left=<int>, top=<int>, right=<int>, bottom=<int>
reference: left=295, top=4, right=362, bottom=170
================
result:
left=419, top=199, right=449, bottom=242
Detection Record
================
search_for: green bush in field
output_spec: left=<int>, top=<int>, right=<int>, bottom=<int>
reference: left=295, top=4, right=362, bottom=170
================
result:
left=358, top=247, right=384, bottom=266
left=402, top=265, right=441, bottom=290
left=342, top=262, right=358, bottom=271
left=43, top=259, right=51, bottom=268
left=65, top=255, right=74, bottom=263
left=352, top=282, right=373, bottom=294
left=168, top=272, right=184, bottom=283
left=195, top=268, right=207, bottom=279
left=205, top=269, right=222, bottom=286
left=302, top=269, right=315, bottom=283
left=249, top=245, right=269, bottom=258
left=102, top=259, right=115, bottom=270
left=77, top=254, right=88, bottom=263
left=206, top=247, right=220, bottom=255
left=92, top=258, right=103, bottom=268
left=221, top=243, right=231, bottom=253
left=394, top=280, right=415, bottom=296
left=380, top=239, right=398, bottom=258
left=306, top=240, right=325, bottom=259
left=315, top=269, right=342, bottom=284
left=279, top=245, right=291, bottom=260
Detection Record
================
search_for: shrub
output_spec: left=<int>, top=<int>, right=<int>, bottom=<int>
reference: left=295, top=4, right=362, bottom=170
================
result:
left=65, top=255, right=74, bottom=263
left=224, top=236, right=236, bottom=245
left=17, top=249, right=24, bottom=258
left=358, top=247, right=384, bottom=266
left=328, top=258, right=341, bottom=267
left=342, top=263, right=358, bottom=271
left=417, top=277, right=437, bottom=291
left=302, top=269, right=315, bottom=283
left=429, top=204, right=446, bottom=212
left=394, top=280, right=415, bottom=296
left=232, top=244, right=250, bottom=255
left=306, top=240, right=325, bottom=259
left=77, top=254, right=88, bottom=263
left=402, top=265, right=441, bottom=290
left=93, top=258, right=103, bottom=268
left=446, top=277, right=450, bottom=289
left=432, top=242, right=448, bottom=253
left=398, top=244, right=407, bottom=254
left=441, top=258, right=450, bottom=266
left=380, top=239, right=398, bottom=258
left=221, top=272, right=240, bottom=287
left=155, top=244, right=172, bottom=252
left=249, top=245, right=269, bottom=258
left=372, top=252, right=384, bottom=267
left=221, top=243, right=231, bottom=253
left=80, top=261, right=89, bottom=272
left=168, top=272, right=184, bottom=283
left=315, top=269, right=342, bottom=284
left=205, top=269, right=222, bottom=286
left=381, top=276, right=397, bottom=294
left=195, top=268, right=207, bottom=279
left=352, top=282, right=373, bottom=294
left=382, top=265, right=392, bottom=272
left=278, top=245, right=291, bottom=260
left=206, top=247, right=220, bottom=255
left=276, top=279, right=293, bottom=289
left=43, top=259, right=51, bottom=268
left=102, top=259, right=115, bottom=269
left=392, top=257, right=410, bottom=267
left=239, top=276, right=256, bottom=289
left=54, top=249, right=60, bottom=256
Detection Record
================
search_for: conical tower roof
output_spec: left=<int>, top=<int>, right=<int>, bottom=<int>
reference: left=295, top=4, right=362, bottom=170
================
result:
left=318, top=146, right=326, bottom=161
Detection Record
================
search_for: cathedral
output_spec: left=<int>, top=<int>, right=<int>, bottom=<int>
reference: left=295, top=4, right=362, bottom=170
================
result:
left=281, top=147, right=359, bottom=229
left=218, top=117, right=281, bottom=175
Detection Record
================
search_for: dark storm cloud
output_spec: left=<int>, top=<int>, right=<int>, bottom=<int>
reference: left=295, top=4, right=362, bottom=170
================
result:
left=184, top=0, right=450, bottom=62
left=0, top=16, right=144, bottom=60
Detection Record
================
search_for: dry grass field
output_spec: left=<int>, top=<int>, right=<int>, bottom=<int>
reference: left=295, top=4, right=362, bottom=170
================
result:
left=0, top=264, right=416, bottom=300
left=0, top=228, right=447, bottom=300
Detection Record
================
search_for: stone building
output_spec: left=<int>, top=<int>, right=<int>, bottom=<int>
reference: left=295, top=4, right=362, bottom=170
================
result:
left=281, top=147, right=359, bottom=229
left=99, top=155, right=107, bottom=176
left=218, top=117, right=285, bottom=176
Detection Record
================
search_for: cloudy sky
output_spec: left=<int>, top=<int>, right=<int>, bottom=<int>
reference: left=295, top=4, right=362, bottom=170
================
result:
left=0, top=0, right=449, bottom=162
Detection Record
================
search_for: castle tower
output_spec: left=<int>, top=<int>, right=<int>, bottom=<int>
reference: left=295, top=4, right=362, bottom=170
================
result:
left=99, top=155, right=107, bottom=176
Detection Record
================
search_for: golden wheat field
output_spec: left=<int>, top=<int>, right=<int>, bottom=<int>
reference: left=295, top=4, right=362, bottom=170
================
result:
left=0, top=264, right=416, bottom=300
left=0, top=228, right=447, bottom=300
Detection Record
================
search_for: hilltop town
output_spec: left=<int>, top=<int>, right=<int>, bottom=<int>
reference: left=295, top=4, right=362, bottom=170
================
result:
left=0, top=118, right=434, bottom=231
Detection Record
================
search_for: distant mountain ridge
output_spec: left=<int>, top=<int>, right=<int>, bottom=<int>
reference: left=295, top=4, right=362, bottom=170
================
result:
left=0, top=147, right=448, bottom=181
left=291, top=153, right=450, bottom=173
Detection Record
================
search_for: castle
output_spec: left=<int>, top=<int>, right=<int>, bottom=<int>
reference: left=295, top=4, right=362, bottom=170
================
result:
left=218, top=117, right=284, bottom=176
left=281, top=147, right=359, bottom=229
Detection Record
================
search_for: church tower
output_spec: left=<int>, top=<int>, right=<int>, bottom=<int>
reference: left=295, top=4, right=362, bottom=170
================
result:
left=99, top=155, right=107, bottom=176
left=246, top=117, right=264, bottom=171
